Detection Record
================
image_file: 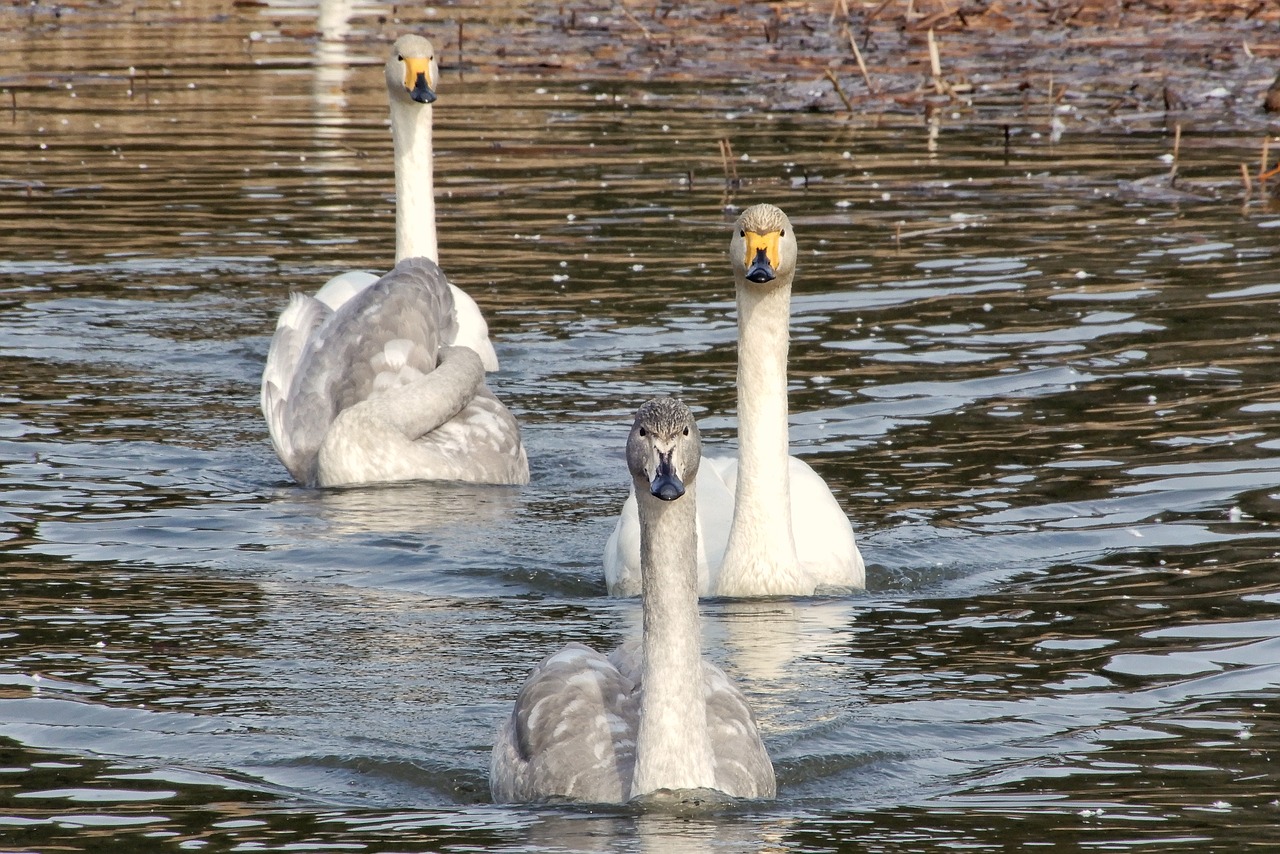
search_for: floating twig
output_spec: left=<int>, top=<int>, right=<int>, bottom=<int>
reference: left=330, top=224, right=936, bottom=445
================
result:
left=718, top=138, right=739, bottom=190
left=927, top=29, right=946, bottom=96
left=844, top=27, right=877, bottom=94
left=1241, top=162, right=1253, bottom=197
left=620, top=1, right=652, bottom=41
left=825, top=68, right=854, bottom=112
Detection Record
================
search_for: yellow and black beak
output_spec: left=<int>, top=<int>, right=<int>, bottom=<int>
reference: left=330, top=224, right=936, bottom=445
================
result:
left=743, top=230, right=780, bottom=283
left=403, top=57, right=437, bottom=104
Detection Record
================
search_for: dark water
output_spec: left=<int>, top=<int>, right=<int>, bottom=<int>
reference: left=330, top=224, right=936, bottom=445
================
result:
left=3, top=1, right=1280, bottom=851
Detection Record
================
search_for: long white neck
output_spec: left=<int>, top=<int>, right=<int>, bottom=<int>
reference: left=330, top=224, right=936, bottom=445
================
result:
left=389, top=96, right=438, bottom=264
left=631, top=480, right=716, bottom=798
left=716, top=276, right=806, bottom=596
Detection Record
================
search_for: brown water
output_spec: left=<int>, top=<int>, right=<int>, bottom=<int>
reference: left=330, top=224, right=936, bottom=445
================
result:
left=3, top=1, right=1280, bottom=851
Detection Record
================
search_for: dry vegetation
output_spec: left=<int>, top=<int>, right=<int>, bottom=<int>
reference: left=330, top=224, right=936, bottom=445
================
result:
left=423, top=0, right=1280, bottom=127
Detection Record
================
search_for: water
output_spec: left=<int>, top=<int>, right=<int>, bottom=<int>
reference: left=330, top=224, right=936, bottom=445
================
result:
left=3, top=1, right=1280, bottom=851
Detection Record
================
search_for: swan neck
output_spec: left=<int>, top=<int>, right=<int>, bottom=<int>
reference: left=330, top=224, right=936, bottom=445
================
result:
left=631, top=481, right=715, bottom=797
left=717, top=275, right=802, bottom=593
left=734, top=278, right=793, bottom=489
left=390, top=97, right=438, bottom=264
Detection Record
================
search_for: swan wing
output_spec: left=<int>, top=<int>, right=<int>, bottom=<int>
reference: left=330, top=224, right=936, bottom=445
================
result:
left=694, top=455, right=736, bottom=581
left=702, top=660, right=776, bottom=799
left=447, top=283, right=500, bottom=371
left=265, top=258, right=456, bottom=485
left=305, top=257, right=455, bottom=414
left=490, top=642, right=637, bottom=804
left=787, top=456, right=865, bottom=589
left=311, top=269, right=379, bottom=310
left=603, top=487, right=642, bottom=596
left=262, top=292, right=333, bottom=483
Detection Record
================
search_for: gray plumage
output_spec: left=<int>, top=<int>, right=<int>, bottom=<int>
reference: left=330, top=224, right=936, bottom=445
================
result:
left=491, top=397, right=774, bottom=804
left=261, top=258, right=528, bottom=487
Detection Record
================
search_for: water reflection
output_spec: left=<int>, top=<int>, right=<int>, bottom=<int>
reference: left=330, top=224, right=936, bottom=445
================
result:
left=3, top=2, right=1280, bottom=852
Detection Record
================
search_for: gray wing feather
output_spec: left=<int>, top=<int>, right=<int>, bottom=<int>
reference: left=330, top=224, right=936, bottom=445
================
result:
left=266, top=258, right=458, bottom=484
left=702, top=661, right=776, bottom=799
left=491, top=643, right=638, bottom=804
left=262, top=292, right=332, bottom=482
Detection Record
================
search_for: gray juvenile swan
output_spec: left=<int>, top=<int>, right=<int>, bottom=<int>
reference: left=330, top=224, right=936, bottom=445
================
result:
left=604, top=205, right=864, bottom=596
left=491, top=397, right=775, bottom=803
left=260, top=35, right=527, bottom=487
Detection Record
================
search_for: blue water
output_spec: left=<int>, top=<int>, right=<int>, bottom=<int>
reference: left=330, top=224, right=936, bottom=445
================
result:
left=2, top=2, right=1280, bottom=851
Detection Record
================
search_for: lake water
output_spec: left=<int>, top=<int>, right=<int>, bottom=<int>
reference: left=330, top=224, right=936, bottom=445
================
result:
left=3, top=1, right=1280, bottom=851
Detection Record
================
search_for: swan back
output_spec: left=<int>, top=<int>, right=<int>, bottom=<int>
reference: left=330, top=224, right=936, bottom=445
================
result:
left=262, top=258, right=456, bottom=485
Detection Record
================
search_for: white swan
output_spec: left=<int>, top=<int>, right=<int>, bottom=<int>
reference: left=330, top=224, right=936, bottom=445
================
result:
left=491, top=397, right=775, bottom=804
left=260, top=35, right=527, bottom=487
left=604, top=204, right=865, bottom=597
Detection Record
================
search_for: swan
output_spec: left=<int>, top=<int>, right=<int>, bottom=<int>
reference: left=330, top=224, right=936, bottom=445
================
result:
left=260, top=35, right=527, bottom=487
left=604, top=204, right=865, bottom=597
left=262, top=258, right=528, bottom=487
left=491, top=397, right=774, bottom=803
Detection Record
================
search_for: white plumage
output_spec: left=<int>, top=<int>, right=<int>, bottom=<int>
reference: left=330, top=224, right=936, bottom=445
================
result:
left=604, top=204, right=864, bottom=596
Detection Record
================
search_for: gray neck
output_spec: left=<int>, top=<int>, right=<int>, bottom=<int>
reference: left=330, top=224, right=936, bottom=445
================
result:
left=389, top=97, right=438, bottom=264
left=717, top=275, right=804, bottom=594
left=631, top=480, right=716, bottom=797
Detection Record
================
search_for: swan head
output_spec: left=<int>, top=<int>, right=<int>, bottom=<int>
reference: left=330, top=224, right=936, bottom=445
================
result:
left=627, top=397, right=701, bottom=502
left=386, top=34, right=439, bottom=105
left=730, top=204, right=797, bottom=286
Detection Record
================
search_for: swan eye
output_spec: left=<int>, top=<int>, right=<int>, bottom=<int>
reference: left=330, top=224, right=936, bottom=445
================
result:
left=682, top=426, right=689, bottom=436
left=638, top=427, right=647, bottom=437
left=739, top=229, right=745, bottom=237
left=396, top=54, right=403, bottom=61
left=780, top=229, right=786, bottom=237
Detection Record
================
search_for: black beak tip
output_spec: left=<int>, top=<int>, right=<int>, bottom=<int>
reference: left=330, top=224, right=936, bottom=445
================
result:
left=411, top=88, right=437, bottom=104
left=650, top=476, right=685, bottom=501
left=746, top=267, right=775, bottom=283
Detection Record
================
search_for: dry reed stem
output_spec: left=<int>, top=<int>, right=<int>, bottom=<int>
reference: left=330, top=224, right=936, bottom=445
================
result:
left=928, top=29, right=946, bottom=95
left=825, top=68, right=855, bottom=111
left=718, top=138, right=739, bottom=188
left=845, top=28, right=878, bottom=93
left=620, top=1, right=651, bottom=41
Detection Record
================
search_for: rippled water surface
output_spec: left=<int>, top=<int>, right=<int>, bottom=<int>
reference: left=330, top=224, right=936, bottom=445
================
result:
left=3, top=2, right=1280, bottom=851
